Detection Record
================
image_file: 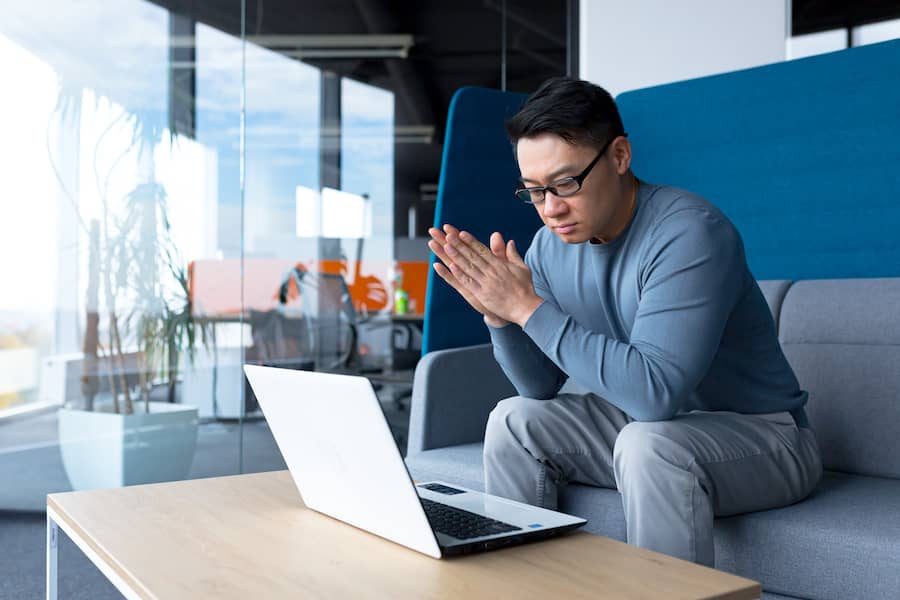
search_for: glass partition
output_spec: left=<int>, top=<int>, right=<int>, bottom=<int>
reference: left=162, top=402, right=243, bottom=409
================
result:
left=0, top=0, right=246, bottom=507
left=0, top=0, right=571, bottom=513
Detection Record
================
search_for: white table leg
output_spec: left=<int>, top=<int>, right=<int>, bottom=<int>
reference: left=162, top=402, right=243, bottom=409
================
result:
left=46, top=512, right=58, bottom=600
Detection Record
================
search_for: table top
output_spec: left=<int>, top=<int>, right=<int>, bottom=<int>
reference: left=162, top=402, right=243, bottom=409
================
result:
left=48, top=471, right=760, bottom=599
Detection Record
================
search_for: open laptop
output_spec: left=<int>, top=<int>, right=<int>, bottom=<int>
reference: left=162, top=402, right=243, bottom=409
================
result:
left=243, top=364, right=587, bottom=558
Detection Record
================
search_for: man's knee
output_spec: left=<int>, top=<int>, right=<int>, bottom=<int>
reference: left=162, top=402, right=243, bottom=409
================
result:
left=484, top=396, right=549, bottom=451
left=613, top=420, right=691, bottom=480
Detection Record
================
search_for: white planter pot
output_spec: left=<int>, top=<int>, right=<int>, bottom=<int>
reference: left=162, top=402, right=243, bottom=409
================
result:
left=58, top=401, right=198, bottom=490
left=182, top=345, right=246, bottom=419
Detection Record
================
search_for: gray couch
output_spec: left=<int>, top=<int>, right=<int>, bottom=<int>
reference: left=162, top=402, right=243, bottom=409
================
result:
left=405, top=278, right=900, bottom=600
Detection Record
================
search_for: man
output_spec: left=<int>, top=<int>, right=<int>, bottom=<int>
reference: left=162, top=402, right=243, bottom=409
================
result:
left=427, top=77, right=822, bottom=567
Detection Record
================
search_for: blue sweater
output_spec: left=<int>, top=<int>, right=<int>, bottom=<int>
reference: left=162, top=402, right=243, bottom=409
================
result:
left=489, top=181, right=809, bottom=424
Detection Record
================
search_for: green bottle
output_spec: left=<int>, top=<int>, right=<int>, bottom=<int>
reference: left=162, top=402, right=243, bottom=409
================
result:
left=394, top=288, right=409, bottom=315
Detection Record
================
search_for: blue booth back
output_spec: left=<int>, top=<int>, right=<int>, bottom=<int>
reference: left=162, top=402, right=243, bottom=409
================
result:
left=617, top=39, right=900, bottom=281
left=424, top=40, right=900, bottom=354
left=422, top=88, right=539, bottom=354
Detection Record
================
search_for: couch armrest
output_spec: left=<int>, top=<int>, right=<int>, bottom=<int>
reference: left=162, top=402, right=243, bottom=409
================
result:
left=406, top=343, right=516, bottom=455
left=757, top=279, right=793, bottom=331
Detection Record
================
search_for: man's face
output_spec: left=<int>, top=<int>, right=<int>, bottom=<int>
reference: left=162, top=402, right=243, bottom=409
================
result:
left=516, top=133, right=629, bottom=244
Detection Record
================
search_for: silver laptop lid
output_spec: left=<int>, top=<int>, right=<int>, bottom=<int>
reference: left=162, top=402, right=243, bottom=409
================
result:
left=243, top=365, right=442, bottom=558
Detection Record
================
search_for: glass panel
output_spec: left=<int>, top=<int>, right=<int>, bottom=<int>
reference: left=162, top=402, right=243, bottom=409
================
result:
left=238, top=30, right=321, bottom=474
left=237, top=2, right=570, bottom=462
left=0, top=2, right=573, bottom=591
left=338, top=76, right=394, bottom=369
left=0, top=0, right=567, bottom=597
left=186, top=19, right=247, bottom=475
left=0, top=1, right=245, bottom=510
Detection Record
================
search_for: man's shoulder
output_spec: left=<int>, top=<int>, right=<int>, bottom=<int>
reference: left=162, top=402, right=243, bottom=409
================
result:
left=645, top=183, right=724, bottom=220
left=640, top=183, right=743, bottom=259
left=643, top=183, right=735, bottom=235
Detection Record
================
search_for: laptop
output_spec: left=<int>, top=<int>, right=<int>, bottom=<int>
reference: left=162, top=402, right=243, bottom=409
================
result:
left=243, top=365, right=587, bottom=558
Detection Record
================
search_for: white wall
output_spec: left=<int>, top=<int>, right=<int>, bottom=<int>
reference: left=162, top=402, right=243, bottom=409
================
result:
left=580, top=0, right=789, bottom=97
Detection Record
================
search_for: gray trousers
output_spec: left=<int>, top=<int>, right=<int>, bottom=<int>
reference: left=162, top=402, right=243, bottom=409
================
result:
left=483, top=393, right=823, bottom=566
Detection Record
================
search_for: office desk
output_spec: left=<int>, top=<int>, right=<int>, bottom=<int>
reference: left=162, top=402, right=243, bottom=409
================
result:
left=46, top=471, right=760, bottom=599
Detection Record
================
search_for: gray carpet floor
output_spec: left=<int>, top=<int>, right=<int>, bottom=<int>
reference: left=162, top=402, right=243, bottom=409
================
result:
left=0, top=383, right=411, bottom=599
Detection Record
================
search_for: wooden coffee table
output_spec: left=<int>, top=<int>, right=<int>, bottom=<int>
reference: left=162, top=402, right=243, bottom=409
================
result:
left=46, top=471, right=760, bottom=599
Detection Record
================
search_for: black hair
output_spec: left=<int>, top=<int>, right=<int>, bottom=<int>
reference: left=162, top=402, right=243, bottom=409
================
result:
left=505, top=77, right=625, bottom=151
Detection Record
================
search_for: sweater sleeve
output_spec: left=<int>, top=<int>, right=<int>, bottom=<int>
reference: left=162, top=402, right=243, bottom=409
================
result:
left=521, top=209, right=745, bottom=420
left=488, top=233, right=567, bottom=399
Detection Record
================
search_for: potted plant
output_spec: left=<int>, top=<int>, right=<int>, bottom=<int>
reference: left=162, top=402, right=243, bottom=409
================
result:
left=56, top=97, right=209, bottom=490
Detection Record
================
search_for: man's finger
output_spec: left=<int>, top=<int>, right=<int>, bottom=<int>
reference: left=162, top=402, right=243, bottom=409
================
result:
left=442, top=225, right=477, bottom=263
left=432, top=261, right=457, bottom=285
left=428, top=227, right=447, bottom=244
left=490, top=232, right=506, bottom=258
left=446, top=238, right=486, bottom=277
left=458, top=230, right=494, bottom=260
left=435, top=262, right=480, bottom=295
left=429, top=227, right=455, bottom=263
left=428, top=239, right=456, bottom=269
left=433, top=262, right=471, bottom=294
left=507, top=239, right=526, bottom=265
left=433, top=263, right=491, bottom=316
left=450, top=232, right=494, bottom=271
left=446, top=258, right=481, bottom=291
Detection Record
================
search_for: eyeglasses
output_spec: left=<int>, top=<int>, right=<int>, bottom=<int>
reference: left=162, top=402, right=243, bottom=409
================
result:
left=514, top=133, right=626, bottom=205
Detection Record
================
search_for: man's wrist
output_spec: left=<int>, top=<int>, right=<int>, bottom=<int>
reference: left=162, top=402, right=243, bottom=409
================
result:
left=484, top=314, right=509, bottom=328
left=512, top=295, right=544, bottom=328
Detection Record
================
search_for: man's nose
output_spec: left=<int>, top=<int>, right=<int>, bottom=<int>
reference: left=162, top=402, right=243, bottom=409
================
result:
left=542, top=191, right=567, bottom=217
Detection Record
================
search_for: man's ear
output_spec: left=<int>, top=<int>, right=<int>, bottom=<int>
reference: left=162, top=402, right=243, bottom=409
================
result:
left=612, top=136, right=632, bottom=175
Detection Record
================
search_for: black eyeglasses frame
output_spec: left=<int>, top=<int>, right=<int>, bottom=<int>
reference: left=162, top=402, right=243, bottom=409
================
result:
left=515, top=133, right=627, bottom=205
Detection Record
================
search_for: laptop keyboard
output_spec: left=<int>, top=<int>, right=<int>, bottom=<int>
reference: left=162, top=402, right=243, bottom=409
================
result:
left=420, top=498, right=522, bottom=540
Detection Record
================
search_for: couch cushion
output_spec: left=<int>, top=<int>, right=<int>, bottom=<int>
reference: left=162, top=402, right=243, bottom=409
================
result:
left=715, top=471, right=900, bottom=600
left=572, top=472, right=900, bottom=600
left=408, top=445, right=900, bottom=599
left=779, top=278, right=900, bottom=479
left=560, top=484, right=627, bottom=542
left=405, top=443, right=486, bottom=491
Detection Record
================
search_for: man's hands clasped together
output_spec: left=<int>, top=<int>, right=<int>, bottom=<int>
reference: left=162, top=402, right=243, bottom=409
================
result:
left=428, top=225, right=543, bottom=328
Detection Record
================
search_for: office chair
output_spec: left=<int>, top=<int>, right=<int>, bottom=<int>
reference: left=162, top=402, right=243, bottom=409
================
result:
left=268, top=266, right=410, bottom=375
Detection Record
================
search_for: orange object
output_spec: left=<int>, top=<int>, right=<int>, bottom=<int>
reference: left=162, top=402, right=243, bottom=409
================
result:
left=189, top=258, right=428, bottom=318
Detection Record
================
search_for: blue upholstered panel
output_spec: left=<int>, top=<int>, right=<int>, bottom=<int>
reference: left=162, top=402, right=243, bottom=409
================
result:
left=423, top=88, right=541, bottom=354
left=617, top=40, right=900, bottom=281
